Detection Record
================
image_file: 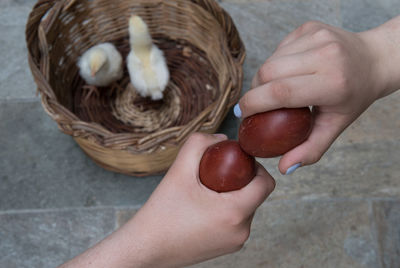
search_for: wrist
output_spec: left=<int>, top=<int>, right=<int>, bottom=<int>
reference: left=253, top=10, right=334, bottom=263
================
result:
left=359, top=18, right=400, bottom=98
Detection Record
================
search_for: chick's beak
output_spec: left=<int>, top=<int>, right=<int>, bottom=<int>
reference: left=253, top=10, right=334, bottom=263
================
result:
left=90, top=64, right=98, bottom=77
left=90, top=54, right=105, bottom=77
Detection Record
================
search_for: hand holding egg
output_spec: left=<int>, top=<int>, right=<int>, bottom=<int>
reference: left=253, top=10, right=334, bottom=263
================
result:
left=199, top=108, right=313, bottom=192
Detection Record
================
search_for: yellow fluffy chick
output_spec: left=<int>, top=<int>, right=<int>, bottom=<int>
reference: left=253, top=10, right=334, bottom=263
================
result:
left=127, top=15, right=170, bottom=100
left=78, top=43, right=123, bottom=98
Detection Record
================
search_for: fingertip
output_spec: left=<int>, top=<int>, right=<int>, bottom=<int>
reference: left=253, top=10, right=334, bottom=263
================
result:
left=278, top=154, right=297, bottom=175
left=278, top=140, right=323, bottom=175
left=277, top=141, right=311, bottom=174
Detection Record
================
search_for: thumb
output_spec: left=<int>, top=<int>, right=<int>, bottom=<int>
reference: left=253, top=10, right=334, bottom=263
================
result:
left=278, top=110, right=348, bottom=174
left=227, top=163, right=276, bottom=215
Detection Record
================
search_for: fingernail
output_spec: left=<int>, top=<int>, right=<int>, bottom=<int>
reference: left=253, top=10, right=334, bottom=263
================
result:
left=285, top=163, right=302, bottom=175
left=213, top=133, right=228, bottom=140
left=233, top=104, right=242, bottom=118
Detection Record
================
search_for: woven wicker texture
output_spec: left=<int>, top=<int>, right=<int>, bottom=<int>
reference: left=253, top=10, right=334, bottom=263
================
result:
left=26, top=0, right=245, bottom=176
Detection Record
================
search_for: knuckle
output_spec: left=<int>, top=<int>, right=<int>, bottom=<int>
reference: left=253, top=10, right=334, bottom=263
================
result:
left=313, top=28, right=335, bottom=41
left=269, top=81, right=291, bottom=105
left=301, top=21, right=320, bottom=32
left=187, top=132, right=208, bottom=144
left=329, top=69, right=351, bottom=100
left=258, top=62, right=274, bottom=83
left=333, top=71, right=348, bottom=90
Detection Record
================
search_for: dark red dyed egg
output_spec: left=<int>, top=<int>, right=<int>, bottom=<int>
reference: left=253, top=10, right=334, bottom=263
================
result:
left=239, top=108, right=313, bottom=158
left=199, top=140, right=256, bottom=192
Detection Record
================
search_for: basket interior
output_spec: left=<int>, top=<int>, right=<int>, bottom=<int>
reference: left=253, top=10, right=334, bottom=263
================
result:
left=43, top=0, right=236, bottom=135
left=73, top=37, right=219, bottom=134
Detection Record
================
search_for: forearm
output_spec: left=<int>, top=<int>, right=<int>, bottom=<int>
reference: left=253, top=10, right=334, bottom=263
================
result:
left=58, top=216, right=159, bottom=268
left=360, top=15, right=400, bottom=98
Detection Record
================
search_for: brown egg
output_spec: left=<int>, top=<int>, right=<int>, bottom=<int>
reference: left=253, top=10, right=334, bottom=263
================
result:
left=239, top=108, right=313, bottom=158
left=199, top=140, right=256, bottom=192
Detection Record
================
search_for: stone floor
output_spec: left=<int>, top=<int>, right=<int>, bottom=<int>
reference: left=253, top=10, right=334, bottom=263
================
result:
left=1, top=0, right=400, bottom=267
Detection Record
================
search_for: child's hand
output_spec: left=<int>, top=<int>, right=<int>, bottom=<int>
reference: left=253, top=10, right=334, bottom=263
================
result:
left=126, top=133, right=276, bottom=267
left=236, top=20, right=400, bottom=174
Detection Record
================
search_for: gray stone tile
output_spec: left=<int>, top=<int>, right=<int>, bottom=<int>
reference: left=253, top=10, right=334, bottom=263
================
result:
left=0, top=101, right=162, bottom=210
left=338, top=91, right=400, bottom=146
left=341, top=0, right=400, bottom=32
left=194, top=200, right=380, bottom=268
left=0, top=0, right=37, bottom=100
left=0, top=0, right=37, bottom=8
left=0, top=207, right=115, bottom=268
left=0, top=25, right=36, bottom=100
left=0, top=2, right=36, bottom=26
left=373, top=200, right=400, bottom=268
left=259, top=140, right=400, bottom=201
left=221, top=1, right=341, bottom=92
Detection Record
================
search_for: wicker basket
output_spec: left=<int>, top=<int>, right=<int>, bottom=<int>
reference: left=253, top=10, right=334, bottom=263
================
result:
left=26, top=0, right=245, bottom=176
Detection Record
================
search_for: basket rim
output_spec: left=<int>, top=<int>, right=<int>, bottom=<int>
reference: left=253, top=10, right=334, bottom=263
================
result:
left=26, top=0, right=246, bottom=152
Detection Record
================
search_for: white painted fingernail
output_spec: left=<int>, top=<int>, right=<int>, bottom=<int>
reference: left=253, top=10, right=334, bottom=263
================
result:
left=285, top=163, right=302, bottom=175
left=234, top=104, right=242, bottom=118
left=213, top=134, right=228, bottom=140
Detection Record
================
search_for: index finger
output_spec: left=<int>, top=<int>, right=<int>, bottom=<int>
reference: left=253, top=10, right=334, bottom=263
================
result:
left=239, top=75, right=325, bottom=118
